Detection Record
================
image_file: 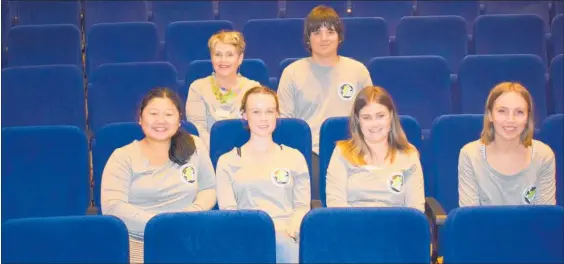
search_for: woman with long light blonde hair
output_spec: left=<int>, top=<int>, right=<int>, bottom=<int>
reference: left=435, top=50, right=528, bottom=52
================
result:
left=325, top=86, right=425, bottom=212
left=458, top=82, right=555, bottom=206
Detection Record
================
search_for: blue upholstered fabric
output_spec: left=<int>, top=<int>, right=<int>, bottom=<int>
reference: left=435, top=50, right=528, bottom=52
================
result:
left=83, top=1, right=148, bottom=34
left=300, top=207, right=430, bottom=263
left=415, top=0, right=480, bottom=34
left=243, top=18, right=309, bottom=77
left=91, top=121, right=198, bottom=209
left=540, top=114, right=564, bottom=206
left=209, top=118, right=312, bottom=174
left=474, top=14, right=548, bottom=64
left=396, top=16, right=468, bottom=72
left=340, top=17, right=390, bottom=64
left=318, top=115, right=424, bottom=206
left=367, top=55, right=452, bottom=129
left=144, top=210, right=276, bottom=263
left=284, top=0, right=348, bottom=18
left=550, top=54, right=563, bottom=114
left=1, top=126, right=90, bottom=222
left=7, top=24, right=81, bottom=67
left=483, top=1, right=551, bottom=32
left=550, top=14, right=563, bottom=59
left=13, top=0, right=81, bottom=27
left=428, top=114, right=483, bottom=213
left=350, top=1, right=415, bottom=36
left=458, top=54, right=547, bottom=124
left=1, top=65, right=85, bottom=130
left=87, top=62, right=178, bottom=132
left=2, top=215, right=129, bottom=263
left=443, top=205, right=564, bottom=263
left=86, top=22, right=159, bottom=76
left=150, top=1, right=216, bottom=41
left=218, top=1, right=280, bottom=30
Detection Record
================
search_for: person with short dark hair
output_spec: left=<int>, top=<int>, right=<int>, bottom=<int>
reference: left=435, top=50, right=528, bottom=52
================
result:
left=277, top=5, right=372, bottom=202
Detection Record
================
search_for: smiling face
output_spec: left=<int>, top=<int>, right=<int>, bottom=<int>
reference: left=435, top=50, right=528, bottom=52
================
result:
left=139, top=97, right=180, bottom=142
left=243, top=93, right=279, bottom=138
left=309, top=25, right=339, bottom=59
left=488, top=91, right=529, bottom=143
left=358, top=102, right=392, bottom=145
left=211, top=41, right=243, bottom=78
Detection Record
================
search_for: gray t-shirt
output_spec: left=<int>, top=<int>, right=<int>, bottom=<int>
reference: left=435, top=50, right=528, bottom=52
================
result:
left=458, top=139, right=556, bottom=206
left=326, top=145, right=426, bottom=212
left=277, top=57, right=373, bottom=153
left=101, top=136, right=216, bottom=240
left=186, top=75, right=261, bottom=148
left=216, top=145, right=311, bottom=233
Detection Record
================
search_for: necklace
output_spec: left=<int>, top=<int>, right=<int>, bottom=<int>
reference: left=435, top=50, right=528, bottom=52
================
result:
left=211, top=72, right=241, bottom=104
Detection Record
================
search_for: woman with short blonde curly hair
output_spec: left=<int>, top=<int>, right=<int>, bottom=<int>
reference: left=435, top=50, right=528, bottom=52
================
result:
left=185, top=30, right=261, bottom=148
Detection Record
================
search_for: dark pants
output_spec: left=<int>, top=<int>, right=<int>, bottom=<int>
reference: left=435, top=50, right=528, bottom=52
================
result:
left=311, top=152, right=322, bottom=208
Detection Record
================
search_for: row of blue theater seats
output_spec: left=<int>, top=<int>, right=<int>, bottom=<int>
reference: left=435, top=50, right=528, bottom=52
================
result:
left=2, top=206, right=563, bottom=263
left=2, top=113, right=563, bottom=223
left=2, top=54, right=563, bottom=134
left=3, top=0, right=563, bottom=36
left=3, top=14, right=563, bottom=77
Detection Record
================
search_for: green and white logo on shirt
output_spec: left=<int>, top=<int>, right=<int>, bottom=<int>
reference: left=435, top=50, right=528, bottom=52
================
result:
left=338, top=83, right=355, bottom=100
left=523, top=186, right=537, bottom=204
left=271, top=168, right=290, bottom=186
left=388, top=173, right=404, bottom=194
left=180, top=163, right=196, bottom=184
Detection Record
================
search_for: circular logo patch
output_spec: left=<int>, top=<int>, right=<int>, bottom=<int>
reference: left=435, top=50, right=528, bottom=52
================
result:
left=522, top=186, right=537, bottom=204
left=271, top=168, right=290, bottom=186
left=388, top=173, right=404, bottom=194
left=180, top=164, right=196, bottom=184
left=337, top=83, right=355, bottom=100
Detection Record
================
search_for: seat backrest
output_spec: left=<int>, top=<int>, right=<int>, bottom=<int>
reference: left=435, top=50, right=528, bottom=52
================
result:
left=13, top=0, right=81, bottom=27
left=1, top=65, right=86, bottom=130
left=550, top=54, right=563, bottom=113
left=165, top=20, right=234, bottom=81
left=91, top=121, right=198, bottom=208
left=443, top=205, right=564, bottom=263
left=1, top=126, right=90, bottom=222
left=87, top=62, right=178, bottom=132
left=243, top=18, right=309, bottom=77
left=428, top=114, right=483, bottom=213
left=300, top=207, right=430, bottom=263
left=2, top=215, right=129, bottom=263
left=144, top=210, right=276, bottom=263
left=396, top=15, right=468, bottom=72
left=284, top=0, right=348, bottom=18
left=83, top=1, right=148, bottom=33
left=209, top=118, right=312, bottom=173
left=474, top=14, right=547, bottom=64
left=182, top=59, right=270, bottom=101
left=218, top=1, right=280, bottom=30
left=483, top=1, right=551, bottom=32
left=150, top=1, right=215, bottom=41
left=318, top=115, right=423, bottom=206
left=340, top=17, right=390, bottom=64
left=86, top=22, right=159, bottom=76
left=7, top=24, right=81, bottom=67
left=458, top=54, right=547, bottom=124
left=540, top=114, right=564, bottom=206
left=416, top=0, right=480, bottom=34
left=350, top=1, right=415, bottom=36
left=367, top=55, right=452, bottom=129
left=551, top=15, right=563, bottom=62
